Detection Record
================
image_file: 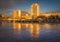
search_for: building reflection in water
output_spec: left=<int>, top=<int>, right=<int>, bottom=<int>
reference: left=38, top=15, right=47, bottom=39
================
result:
left=13, top=22, right=21, bottom=31
left=43, top=23, right=51, bottom=29
left=21, top=23, right=29, bottom=29
left=13, top=22, right=21, bottom=39
left=2, top=22, right=10, bottom=28
left=13, top=22, right=29, bottom=35
left=29, top=23, right=40, bottom=38
left=13, top=22, right=29, bottom=39
left=13, top=22, right=29, bottom=30
left=13, top=22, right=40, bottom=38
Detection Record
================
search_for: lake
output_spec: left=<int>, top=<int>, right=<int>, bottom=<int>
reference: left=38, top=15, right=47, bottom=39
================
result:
left=0, top=21, right=60, bottom=42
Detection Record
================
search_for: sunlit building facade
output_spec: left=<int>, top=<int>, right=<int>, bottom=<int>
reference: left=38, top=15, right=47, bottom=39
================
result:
left=2, top=3, right=60, bottom=20
left=13, top=10, right=21, bottom=20
left=13, top=10, right=29, bottom=20
left=40, top=12, right=60, bottom=17
left=30, top=3, right=40, bottom=19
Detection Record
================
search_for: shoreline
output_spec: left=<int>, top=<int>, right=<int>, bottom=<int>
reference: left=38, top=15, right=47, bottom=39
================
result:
left=0, top=20, right=60, bottom=24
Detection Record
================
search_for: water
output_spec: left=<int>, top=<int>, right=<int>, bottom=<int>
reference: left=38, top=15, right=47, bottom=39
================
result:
left=0, top=21, right=60, bottom=42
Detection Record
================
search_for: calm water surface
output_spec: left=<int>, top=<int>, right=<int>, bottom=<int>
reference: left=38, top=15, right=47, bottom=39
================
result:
left=0, top=22, right=60, bottom=42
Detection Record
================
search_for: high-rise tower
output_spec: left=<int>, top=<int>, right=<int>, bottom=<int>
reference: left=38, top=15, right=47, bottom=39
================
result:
left=30, top=3, right=40, bottom=18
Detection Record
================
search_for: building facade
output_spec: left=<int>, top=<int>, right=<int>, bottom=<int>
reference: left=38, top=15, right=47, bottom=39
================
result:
left=30, top=3, right=40, bottom=19
left=40, top=12, right=60, bottom=17
left=13, top=10, right=29, bottom=20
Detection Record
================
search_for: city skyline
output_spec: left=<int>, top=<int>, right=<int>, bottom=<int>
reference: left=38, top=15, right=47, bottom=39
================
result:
left=1, top=2, right=60, bottom=17
left=0, top=0, right=60, bottom=15
left=1, top=3, right=60, bottom=18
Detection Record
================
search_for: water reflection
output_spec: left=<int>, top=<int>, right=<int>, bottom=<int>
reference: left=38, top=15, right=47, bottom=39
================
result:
left=13, top=22, right=40, bottom=38
left=13, top=22, right=21, bottom=31
left=13, top=22, right=29, bottom=29
left=29, top=23, right=40, bottom=38
left=0, top=22, right=60, bottom=42
left=2, top=22, right=7, bottom=27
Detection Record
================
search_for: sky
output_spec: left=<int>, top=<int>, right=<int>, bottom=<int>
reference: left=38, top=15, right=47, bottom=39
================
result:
left=0, top=0, right=60, bottom=16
